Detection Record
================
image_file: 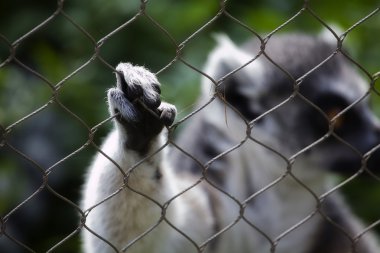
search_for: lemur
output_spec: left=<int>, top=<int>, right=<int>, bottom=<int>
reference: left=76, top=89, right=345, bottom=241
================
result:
left=81, top=32, right=380, bottom=253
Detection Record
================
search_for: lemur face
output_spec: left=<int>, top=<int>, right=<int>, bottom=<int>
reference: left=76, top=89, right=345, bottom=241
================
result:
left=209, top=34, right=380, bottom=176
left=298, top=69, right=380, bottom=175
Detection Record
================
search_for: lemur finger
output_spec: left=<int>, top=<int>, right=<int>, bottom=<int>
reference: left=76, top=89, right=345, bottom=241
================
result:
left=108, top=88, right=139, bottom=122
left=158, top=102, right=177, bottom=126
left=115, top=63, right=161, bottom=109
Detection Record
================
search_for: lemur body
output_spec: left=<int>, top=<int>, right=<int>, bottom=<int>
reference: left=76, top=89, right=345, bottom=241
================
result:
left=81, top=34, right=380, bottom=252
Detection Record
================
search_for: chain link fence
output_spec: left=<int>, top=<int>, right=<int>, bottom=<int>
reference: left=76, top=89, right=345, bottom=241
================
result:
left=1, top=0, right=380, bottom=252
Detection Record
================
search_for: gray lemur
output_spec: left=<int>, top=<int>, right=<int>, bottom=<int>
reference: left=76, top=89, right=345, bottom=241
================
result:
left=81, top=33, right=380, bottom=253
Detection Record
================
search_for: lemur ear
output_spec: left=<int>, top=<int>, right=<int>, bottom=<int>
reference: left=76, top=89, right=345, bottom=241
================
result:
left=201, top=34, right=266, bottom=120
left=318, top=24, right=344, bottom=46
left=202, top=34, right=253, bottom=87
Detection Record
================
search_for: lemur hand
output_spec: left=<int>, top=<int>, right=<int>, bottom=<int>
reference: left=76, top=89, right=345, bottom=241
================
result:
left=108, top=63, right=176, bottom=153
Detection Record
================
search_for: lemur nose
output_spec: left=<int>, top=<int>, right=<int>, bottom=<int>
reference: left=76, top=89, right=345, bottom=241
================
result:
left=367, top=148, right=380, bottom=176
left=365, top=127, right=380, bottom=175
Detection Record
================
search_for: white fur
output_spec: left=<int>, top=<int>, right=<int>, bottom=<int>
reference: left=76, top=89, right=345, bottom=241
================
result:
left=81, top=130, right=213, bottom=252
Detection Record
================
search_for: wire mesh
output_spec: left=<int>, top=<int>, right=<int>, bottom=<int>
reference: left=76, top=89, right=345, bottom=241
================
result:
left=0, top=0, right=379, bottom=252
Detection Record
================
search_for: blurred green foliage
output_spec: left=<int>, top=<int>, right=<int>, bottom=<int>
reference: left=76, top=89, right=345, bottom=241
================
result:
left=0, top=0, right=379, bottom=252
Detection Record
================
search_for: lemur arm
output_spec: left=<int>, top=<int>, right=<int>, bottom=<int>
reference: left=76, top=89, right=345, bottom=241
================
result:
left=81, top=63, right=179, bottom=252
left=81, top=63, right=215, bottom=253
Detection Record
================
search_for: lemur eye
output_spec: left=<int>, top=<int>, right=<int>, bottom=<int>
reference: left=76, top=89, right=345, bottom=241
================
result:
left=326, top=107, right=345, bottom=129
left=309, top=93, right=351, bottom=135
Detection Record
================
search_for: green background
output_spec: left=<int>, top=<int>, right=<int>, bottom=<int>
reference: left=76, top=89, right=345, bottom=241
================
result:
left=0, top=0, right=379, bottom=252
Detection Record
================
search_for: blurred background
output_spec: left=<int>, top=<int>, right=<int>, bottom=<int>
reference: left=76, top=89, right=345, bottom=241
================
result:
left=0, top=0, right=379, bottom=252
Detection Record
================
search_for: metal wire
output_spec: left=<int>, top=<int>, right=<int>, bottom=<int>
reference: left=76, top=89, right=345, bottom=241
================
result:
left=0, top=0, right=379, bottom=252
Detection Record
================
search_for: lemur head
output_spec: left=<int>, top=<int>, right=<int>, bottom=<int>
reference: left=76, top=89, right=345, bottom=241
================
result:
left=201, top=33, right=380, bottom=176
